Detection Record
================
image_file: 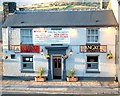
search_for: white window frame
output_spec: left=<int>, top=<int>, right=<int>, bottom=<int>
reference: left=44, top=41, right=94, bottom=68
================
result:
left=86, top=28, right=99, bottom=43
left=20, top=29, right=33, bottom=45
left=86, top=55, right=99, bottom=72
left=21, top=55, right=34, bottom=71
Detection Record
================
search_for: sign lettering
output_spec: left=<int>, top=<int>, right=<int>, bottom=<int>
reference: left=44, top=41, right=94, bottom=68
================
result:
left=20, top=46, right=40, bottom=53
left=33, top=28, right=70, bottom=45
left=80, top=45, right=107, bottom=53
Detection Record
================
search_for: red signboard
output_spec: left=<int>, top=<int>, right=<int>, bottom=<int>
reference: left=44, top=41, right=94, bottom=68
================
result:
left=20, top=45, right=40, bottom=53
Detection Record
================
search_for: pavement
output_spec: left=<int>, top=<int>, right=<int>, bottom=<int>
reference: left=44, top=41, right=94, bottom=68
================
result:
left=0, top=78, right=120, bottom=95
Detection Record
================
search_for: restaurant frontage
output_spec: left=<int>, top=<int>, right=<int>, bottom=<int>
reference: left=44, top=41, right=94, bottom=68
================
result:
left=2, top=10, right=118, bottom=81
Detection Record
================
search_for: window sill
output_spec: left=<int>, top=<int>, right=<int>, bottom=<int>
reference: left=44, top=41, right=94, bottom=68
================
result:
left=21, top=70, right=35, bottom=73
left=86, top=71, right=100, bottom=73
left=86, top=43, right=100, bottom=45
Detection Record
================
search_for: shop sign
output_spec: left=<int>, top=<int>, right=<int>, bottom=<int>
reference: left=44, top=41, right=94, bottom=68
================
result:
left=14, top=45, right=20, bottom=53
left=20, top=45, right=40, bottom=53
left=33, top=28, right=70, bottom=45
left=80, top=45, right=107, bottom=53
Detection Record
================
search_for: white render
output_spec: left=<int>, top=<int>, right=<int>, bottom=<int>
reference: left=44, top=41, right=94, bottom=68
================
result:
left=2, top=27, right=116, bottom=79
left=107, top=0, right=120, bottom=82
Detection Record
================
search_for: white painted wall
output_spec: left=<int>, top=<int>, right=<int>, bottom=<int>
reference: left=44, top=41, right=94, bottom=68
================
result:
left=107, top=0, right=118, bottom=22
left=66, top=27, right=116, bottom=78
left=2, top=27, right=116, bottom=78
left=108, top=0, right=120, bottom=82
left=3, top=53, right=48, bottom=77
left=2, top=28, right=8, bottom=53
left=11, top=28, right=20, bottom=45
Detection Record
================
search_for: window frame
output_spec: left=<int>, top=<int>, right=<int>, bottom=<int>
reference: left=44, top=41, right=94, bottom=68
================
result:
left=20, top=29, right=33, bottom=45
left=86, top=28, right=100, bottom=43
left=86, top=55, right=100, bottom=73
left=21, top=55, right=34, bottom=73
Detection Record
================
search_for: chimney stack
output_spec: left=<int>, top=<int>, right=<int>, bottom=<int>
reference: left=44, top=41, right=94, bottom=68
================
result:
left=100, top=0, right=109, bottom=9
left=3, top=2, right=16, bottom=22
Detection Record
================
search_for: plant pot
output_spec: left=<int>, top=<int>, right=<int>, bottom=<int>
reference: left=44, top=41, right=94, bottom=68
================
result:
left=46, top=55, right=50, bottom=59
left=4, top=56, right=8, bottom=59
left=35, top=76, right=46, bottom=82
left=67, top=77, right=78, bottom=82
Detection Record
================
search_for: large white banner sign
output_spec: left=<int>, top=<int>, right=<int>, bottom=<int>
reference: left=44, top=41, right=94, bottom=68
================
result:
left=33, top=28, right=70, bottom=45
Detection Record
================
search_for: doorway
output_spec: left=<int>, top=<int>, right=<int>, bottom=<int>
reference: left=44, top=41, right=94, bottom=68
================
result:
left=52, top=56, right=62, bottom=79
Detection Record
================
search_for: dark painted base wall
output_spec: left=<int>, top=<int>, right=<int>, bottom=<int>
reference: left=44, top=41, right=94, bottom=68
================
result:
left=3, top=76, right=115, bottom=81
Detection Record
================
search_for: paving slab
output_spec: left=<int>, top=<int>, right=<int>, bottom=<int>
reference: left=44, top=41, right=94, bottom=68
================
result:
left=1, top=79, right=120, bottom=95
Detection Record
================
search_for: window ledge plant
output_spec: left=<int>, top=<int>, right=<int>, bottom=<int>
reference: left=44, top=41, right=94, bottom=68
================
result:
left=67, top=68, right=78, bottom=82
left=35, top=67, right=46, bottom=82
left=46, top=54, right=50, bottom=59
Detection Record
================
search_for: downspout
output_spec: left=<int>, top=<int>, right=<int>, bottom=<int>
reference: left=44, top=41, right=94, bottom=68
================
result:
left=118, top=1, right=120, bottom=83
left=115, top=26, right=119, bottom=81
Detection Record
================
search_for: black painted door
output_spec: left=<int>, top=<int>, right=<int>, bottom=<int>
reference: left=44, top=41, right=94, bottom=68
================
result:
left=53, top=56, right=62, bottom=79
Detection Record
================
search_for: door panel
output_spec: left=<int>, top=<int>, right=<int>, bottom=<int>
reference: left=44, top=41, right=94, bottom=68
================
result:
left=53, top=56, right=62, bottom=79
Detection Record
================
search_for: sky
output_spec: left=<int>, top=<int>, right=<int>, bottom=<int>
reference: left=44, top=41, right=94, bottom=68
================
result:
left=0, top=0, right=60, bottom=5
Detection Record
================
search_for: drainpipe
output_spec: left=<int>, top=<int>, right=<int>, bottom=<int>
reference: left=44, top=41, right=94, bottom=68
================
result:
left=115, top=27, right=119, bottom=81
left=119, top=25, right=120, bottom=82
left=100, top=0, right=103, bottom=9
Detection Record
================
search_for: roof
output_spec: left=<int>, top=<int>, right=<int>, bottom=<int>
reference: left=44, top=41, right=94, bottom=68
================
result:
left=2, top=10, right=118, bottom=27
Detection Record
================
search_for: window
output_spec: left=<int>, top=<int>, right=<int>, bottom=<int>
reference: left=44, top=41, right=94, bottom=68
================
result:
left=87, top=28, right=99, bottom=43
left=21, top=56, right=33, bottom=72
left=11, top=54, right=15, bottom=59
left=20, top=29, right=33, bottom=45
left=86, top=56, right=99, bottom=72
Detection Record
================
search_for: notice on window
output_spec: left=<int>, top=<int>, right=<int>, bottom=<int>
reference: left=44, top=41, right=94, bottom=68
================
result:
left=30, top=58, right=33, bottom=62
left=33, top=28, right=70, bottom=45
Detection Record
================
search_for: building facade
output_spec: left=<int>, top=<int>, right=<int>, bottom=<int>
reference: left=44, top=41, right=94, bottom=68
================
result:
left=2, top=10, right=118, bottom=81
left=107, top=0, right=120, bottom=82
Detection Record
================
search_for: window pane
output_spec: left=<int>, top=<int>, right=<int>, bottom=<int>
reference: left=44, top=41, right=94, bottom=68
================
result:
left=23, top=57, right=33, bottom=62
left=91, top=36, right=94, bottom=42
left=30, top=31, right=32, bottom=35
left=22, top=56, right=33, bottom=70
left=87, top=63, right=91, bottom=68
left=21, top=29, right=33, bottom=44
left=58, top=59, right=61, bottom=68
left=95, top=36, right=98, bottom=42
left=53, top=59, right=57, bottom=68
left=95, top=29, right=98, bottom=34
left=87, top=63, right=98, bottom=69
left=91, top=29, right=94, bottom=35
left=87, top=36, right=90, bottom=42
left=87, top=56, right=98, bottom=62
left=23, top=63, right=33, bottom=69
left=23, top=64, right=27, bottom=67
left=88, top=30, right=90, bottom=35
left=87, top=29, right=99, bottom=43
left=91, top=63, right=98, bottom=69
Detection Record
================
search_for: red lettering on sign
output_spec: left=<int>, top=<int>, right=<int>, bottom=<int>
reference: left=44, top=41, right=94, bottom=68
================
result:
left=20, top=46, right=40, bottom=53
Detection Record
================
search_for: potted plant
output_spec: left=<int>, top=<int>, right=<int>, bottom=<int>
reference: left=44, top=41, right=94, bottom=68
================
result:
left=35, top=67, right=46, bottom=82
left=4, top=56, right=8, bottom=59
left=62, top=55, right=68, bottom=60
left=46, top=54, right=50, bottom=59
left=67, top=68, right=78, bottom=82
left=107, top=51, right=113, bottom=59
